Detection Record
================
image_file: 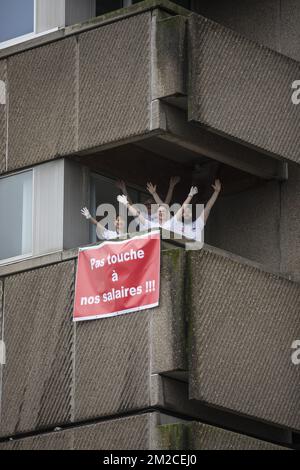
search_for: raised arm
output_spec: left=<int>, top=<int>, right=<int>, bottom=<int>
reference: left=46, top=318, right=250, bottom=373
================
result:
left=164, top=176, right=181, bottom=205
left=117, top=195, right=147, bottom=226
left=81, top=207, right=106, bottom=236
left=175, top=186, right=198, bottom=220
left=146, top=182, right=164, bottom=205
left=204, top=179, right=221, bottom=224
left=116, top=180, right=133, bottom=205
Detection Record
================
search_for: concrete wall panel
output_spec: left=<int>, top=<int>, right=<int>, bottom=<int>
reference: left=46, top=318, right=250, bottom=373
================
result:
left=188, top=13, right=300, bottom=163
left=192, top=0, right=281, bottom=53
left=74, top=312, right=151, bottom=421
left=0, top=413, right=152, bottom=450
left=151, top=249, right=187, bottom=374
left=7, top=38, right=77, bottom=170
left=188, top=248, right=300, bottom=430
left=154, top=15, right=187, bottom=100
left=0, top=59, right=7, bottom=173
left=281, top=0, right=300, bottom=76
left=193, top=0, right=300, bottom=62
left=0, top=261, right=75, bottom=437
left=206, top=181, right=281, bottom=270
left=187, top=422, right=285, bottom=450
left=280, top=162, right=300, bottom=275
left=78, top=12, right=151, bottom=151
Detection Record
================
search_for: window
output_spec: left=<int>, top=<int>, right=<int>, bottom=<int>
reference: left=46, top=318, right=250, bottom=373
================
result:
left=0, top=170, right=33, bottom=262
left=96, top=0, right=123, bottom=16
left=0, top=0, right=65, bottom=49
left=0, top=0, right=34, bottom=43
left=89, top=172, right=146, bottom=242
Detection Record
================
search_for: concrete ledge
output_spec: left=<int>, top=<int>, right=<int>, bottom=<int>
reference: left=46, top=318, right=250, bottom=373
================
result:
left=188, top=248, right=300, bottom=430
left=0, top=1, right=191, bottom=60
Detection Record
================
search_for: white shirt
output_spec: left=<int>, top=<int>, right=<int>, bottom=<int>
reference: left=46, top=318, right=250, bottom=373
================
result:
left=172, top=216, right=204, bottom=241
left=139, top=217, right=173, bottom=232
left=96, top=226, right=122, bottom=240
left=138, top=213, right=156, bottom=232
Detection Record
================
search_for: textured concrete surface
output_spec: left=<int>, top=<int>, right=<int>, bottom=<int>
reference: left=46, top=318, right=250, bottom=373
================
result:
left=186, top=422, right=286, bottom=450
left=151, top=249, right=187, bottom=374
left=0, top=261, right=75, bottom=437
left=281, top=0, right=300, bottom=61
left=192, top=0, right=281, bottom=53
left=0, top=413, right=152, bottom=450
left=280, top=162, right=300, bottom=275
left=78, top=12, right=151, bottom=152
left=156, top=421, right=286, bottom=450
left=7, top=38, right=77, bottom=170
left=0, top=413, right=286, bottom=450
left=193, top=0, right=300, bottom=62
left=188, top=13, right=300, bottom=163
left=74, top=311, right=151, bottom=422
left=205, top=180, right=281, bottom=270
left=154, top=15, right=187, bottom=100
left=188, top=248, right=300, bottom=430
left=0, top=249, right=187, bottom=437
left=0, top=59, right=6, bottom=173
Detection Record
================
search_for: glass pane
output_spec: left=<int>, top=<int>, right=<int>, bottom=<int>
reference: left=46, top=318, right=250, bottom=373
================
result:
left=89, top=173, right=120, bottom=242
left=0, top=171, right=33, bottom=260
left=96, top=0, right=123, bottom=16
left=0, top=0, right=34, bottom=43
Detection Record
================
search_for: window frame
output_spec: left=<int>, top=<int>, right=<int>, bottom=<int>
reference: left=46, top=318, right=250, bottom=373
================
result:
left=0, top=168, right=34, bottom=266
left=0, top=0, right=59, bottom=50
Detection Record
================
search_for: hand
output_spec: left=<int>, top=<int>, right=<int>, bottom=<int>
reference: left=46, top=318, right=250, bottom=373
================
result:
left=188, top=186, right=198, bottom=197
left=146, top=182, right=157, bottom=195
left=170, top=176, right=180, bottom=187
left=212, top=179, right=221, bottom=193
left=117, top=194, right=128, bottom=206
left=81, top=207, right=91, bottom=219
left=115, top=179, right=126, bottom=193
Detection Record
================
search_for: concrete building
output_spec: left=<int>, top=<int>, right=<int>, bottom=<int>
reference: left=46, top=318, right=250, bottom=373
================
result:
left=0, top=0, right=299, bottom=450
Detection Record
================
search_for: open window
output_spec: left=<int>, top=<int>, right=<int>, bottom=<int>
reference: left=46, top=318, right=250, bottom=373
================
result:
left=89, top=172, right=147, bottom=243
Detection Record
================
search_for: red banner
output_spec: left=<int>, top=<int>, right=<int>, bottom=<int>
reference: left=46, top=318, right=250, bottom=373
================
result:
left=73, top=230, right=161, bottom=321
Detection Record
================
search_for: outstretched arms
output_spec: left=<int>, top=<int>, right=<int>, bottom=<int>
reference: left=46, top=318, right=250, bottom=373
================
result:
left=115, top=180, right=133, bottom=206
left=117, top=195, right=147, bottom=226
left=81, top=207, right=97, bottom=225
left=204, top=179, right=221, bottom=224
left=164, top=176, right=180, bottom=205
left=175, top=186, right=198, bottom=220
left=146, top=182, right=163, bottom=205
left=81, top=207, right=106, bottom=236
left=146, top=176, right=181, bottom=206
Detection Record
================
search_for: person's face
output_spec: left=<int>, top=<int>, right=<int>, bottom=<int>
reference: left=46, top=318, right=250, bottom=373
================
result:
left=115, top=216, right=125, bottom=232
left=157, top=205, right=169, bottom=223
left=182, top=206, right=192, bottom=221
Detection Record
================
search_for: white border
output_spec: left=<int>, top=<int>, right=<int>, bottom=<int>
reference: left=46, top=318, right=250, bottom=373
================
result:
left=0, top=27, right=59, bottom=50
left=73, top=230, right=161, bottom=322
left=78, top=229, right=161, bottom=252
left=73, top=302, right=159, bottom=323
